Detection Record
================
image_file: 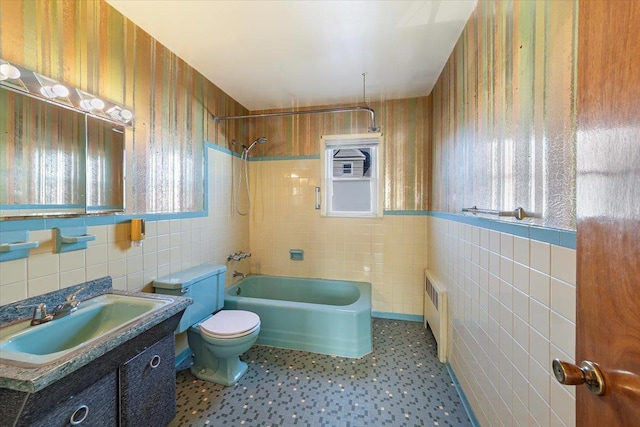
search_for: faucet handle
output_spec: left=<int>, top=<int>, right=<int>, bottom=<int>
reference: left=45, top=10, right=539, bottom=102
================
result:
left=67, top=286, right=88, bottom=301
left=30, top=303, right=52, bottom=326
left=35, top=302, right=46, bottom=314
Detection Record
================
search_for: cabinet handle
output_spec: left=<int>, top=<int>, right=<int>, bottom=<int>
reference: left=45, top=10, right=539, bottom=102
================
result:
left=149, top=355, right=161, bottom=369
left=70, top=404, right=89, bottom=425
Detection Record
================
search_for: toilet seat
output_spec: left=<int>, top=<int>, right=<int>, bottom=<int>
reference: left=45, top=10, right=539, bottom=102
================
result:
left=200, top=310, right=260, bottom=339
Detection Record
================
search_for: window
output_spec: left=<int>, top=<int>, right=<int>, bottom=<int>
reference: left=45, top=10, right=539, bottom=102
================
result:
left=321, top=133, right=383, bottom=217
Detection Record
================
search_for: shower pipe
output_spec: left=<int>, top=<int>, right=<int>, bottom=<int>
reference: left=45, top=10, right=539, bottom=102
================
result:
left=211, top=106, right=380, bottom=132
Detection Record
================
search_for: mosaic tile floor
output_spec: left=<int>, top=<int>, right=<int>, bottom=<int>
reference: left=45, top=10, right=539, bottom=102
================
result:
left=171, top=319, right=472, bottom=427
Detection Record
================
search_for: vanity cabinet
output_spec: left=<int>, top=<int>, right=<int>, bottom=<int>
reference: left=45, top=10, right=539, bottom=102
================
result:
left=30, top=372, right=118, bottom=427
left=0, top=312, right=181, bottom=427
left=120, top=335, right=176, bottom=426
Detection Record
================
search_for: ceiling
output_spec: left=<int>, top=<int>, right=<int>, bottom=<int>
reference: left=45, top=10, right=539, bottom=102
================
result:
left=106, top=0, right=477, bottom=111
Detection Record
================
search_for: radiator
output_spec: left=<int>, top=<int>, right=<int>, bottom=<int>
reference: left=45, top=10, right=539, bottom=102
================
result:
left=423, top=269, right=448, bottom=363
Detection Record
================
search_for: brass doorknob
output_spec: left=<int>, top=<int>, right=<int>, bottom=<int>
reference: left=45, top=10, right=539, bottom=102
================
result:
left=552, top=359, right=605, bottom=395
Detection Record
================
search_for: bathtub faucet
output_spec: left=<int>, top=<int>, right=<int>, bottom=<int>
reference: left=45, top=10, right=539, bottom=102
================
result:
left=233, top=271, right=246, bottom=279
left=227, top=251, right=251, bottom=262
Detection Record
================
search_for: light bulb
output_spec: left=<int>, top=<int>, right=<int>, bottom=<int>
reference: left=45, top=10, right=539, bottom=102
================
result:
left=0, top=64, right=21, bottom=80
left=80, top=97, right=105, bottom=111
left=90, top=98, right=105, bottom=110
left=109, top=109, right=122, bottom=120
left=120, top=109, right=133, bottom=121
left=40, top=84, right=69, bottom=99
left=40, top=86, right=56, bottom=98
left=52, top=84, right=69, bottom=97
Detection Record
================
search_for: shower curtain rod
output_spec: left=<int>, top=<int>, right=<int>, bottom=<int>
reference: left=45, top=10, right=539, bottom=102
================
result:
left=211, top=105, right=380, bottom=132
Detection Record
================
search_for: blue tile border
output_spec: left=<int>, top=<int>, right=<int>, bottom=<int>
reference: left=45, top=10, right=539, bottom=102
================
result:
left=559, top=230, right=577, bottom=248
left=372, top=311, right=423, bottom=323
left=424, top=210, right=576, bottom=249
left=0, top=219, right=47, bottom=232
left=0, top=211, right=209, bottom=232
left=446, top=362, right=481, bottom=427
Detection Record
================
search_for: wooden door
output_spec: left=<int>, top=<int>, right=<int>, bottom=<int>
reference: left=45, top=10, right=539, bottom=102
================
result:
left=573, top=0, right=640, bottom=424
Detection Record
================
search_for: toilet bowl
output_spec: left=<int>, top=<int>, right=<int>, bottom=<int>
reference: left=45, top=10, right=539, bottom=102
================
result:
left=188, top=310, right=260, bottom=385
left=153, top=264, right=261, bottom=386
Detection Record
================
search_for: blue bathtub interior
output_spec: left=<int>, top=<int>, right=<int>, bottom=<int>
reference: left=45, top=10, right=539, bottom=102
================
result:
left=224, top=275, right=372, bottom=358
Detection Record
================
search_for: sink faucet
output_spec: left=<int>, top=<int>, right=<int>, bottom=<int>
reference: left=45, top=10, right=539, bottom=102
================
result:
left=29, top=303, right=53, bottom=326
left=29, top=286, right=87, bottom=326
left=233, top=270, right=245, bottom=279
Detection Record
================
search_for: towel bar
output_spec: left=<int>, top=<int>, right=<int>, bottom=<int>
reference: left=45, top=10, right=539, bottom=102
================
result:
left=462, top=206, right=527, bottom=220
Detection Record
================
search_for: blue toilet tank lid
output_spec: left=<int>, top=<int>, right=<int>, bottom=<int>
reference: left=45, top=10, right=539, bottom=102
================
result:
left=152, top=264, right=227, bottom=290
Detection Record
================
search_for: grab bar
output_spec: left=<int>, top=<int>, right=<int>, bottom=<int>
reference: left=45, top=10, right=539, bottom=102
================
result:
left=462, top=206, right=527, bottom=220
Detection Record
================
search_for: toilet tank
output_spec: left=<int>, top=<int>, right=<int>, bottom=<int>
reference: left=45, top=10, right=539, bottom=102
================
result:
left=153, top=264, right=227, bottom=334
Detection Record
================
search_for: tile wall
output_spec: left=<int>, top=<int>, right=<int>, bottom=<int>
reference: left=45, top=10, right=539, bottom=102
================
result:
left=249, top=159, right=427, bottom=316
left=428, top=216, right=576, bottom=427
left=0, top=147, right=249, bottom=305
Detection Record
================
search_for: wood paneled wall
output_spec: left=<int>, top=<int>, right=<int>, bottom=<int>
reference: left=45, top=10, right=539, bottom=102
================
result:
left=0, top=0, right=248, bottom=213
left=248, top=97, right=432, bottom=211
left=430, top=0, right=577, bottom=230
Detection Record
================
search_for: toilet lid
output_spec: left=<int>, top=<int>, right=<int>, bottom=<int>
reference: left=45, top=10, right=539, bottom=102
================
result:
left=200, top=310, right=260, bottom=338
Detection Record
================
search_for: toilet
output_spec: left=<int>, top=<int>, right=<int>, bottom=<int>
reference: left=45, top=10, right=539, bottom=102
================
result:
left=153, top=264, right=260, bottom=386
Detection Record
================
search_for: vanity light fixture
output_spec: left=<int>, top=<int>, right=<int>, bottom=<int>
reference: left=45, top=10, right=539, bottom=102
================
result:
left=33, top=73, right=73, bottom=107
left=0, top=57, right=134, bottom=126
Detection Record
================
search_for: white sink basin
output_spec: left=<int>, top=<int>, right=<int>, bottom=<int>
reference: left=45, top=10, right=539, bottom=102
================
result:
left=0, top=293, right=172, bottom=366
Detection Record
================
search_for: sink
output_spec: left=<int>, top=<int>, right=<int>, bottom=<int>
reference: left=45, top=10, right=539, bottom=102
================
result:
left=0, top=293, right=172, bottom=366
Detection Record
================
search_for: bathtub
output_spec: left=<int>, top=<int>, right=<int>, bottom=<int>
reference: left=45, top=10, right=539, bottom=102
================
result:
left=224, top=275, right=372, bottom=358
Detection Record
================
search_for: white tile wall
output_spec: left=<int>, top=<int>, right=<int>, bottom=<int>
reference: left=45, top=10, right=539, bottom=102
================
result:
left=428, top=216, right=576, bottom=427
left=0, top=148, right=250, bottom=302
left=249, top=159, right=428, bottom=316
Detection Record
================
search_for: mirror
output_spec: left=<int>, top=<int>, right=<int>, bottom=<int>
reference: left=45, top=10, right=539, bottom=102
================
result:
left=0, top=88, right=125, bottom=218
left=86, top=116, right=125, bottom=214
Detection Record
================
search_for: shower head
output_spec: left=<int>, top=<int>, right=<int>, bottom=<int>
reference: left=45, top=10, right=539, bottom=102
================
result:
left=245, top=136, right=268, bottom=152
